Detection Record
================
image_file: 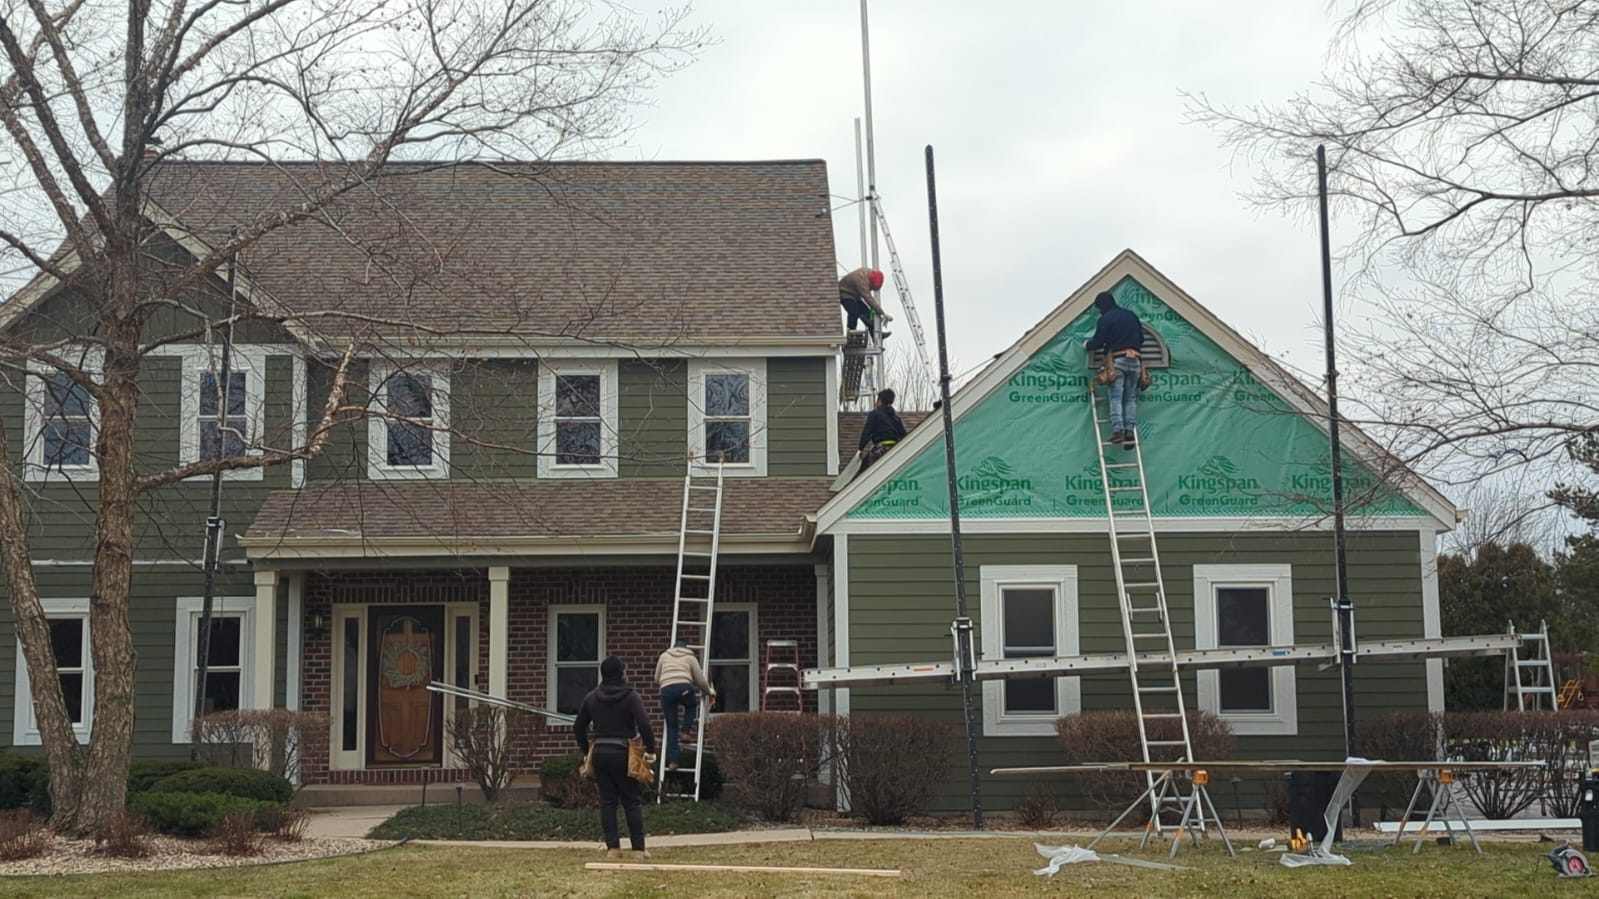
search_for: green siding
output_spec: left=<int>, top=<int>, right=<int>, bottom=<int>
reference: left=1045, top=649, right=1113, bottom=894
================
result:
left=767, top=357, right=828, bottom=476
left=619, top=360, right=686, bottom=478
left=303, top=357, right=372, bottom=483
left=451, top=360, right=538, bottom=478
left=844, top=530, right=1428, bottom=811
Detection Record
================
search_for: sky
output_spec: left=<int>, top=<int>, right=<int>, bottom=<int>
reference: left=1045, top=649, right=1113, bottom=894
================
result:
left=618, top=1, right=1345, bottom=383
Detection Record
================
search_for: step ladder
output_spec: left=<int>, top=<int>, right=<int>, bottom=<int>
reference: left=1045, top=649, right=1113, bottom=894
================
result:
left=1082, top=382, right=1234, bottom=857
left=658, top=455, right=726, bottom=802
left=1505, top=620, right=1559, bottom=711
left=761, top=639, right=804, bottom=712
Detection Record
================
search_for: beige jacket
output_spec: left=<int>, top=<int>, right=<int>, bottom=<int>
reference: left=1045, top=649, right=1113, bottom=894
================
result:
left=655, top=646, right=715, bottom=694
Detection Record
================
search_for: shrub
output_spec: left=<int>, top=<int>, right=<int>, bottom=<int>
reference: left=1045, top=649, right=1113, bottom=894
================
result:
left=0, top=810, right=49, bottom=861
left=1444, top=710, right=1545, bottom=819
left=127, top=759, right=208, bottom=800
left=1264, top=775, right=1291, bottom=826
left=206, top=810, right=263, bottom=857
left=707, top=712, right=831, bottom=822
left=148, top=767, right=293, bottom=804
left=1355, top=711, right=1442, bottom=818
left=658, top=749, right=723, bottom=803
left=447, top=706, right=536, bottom=803
left=269, top=807, right=311, bottom=843
left=833, top=715, right=960, bottom=825
left=93, top=811, right=152, bottom=859
left=539, top=753, right=595, bottom=809
left=0, top=752, right=48, bottom=813
left=130, top=791, right=275, bottom=837
left=1533, top=711, right=1599, bottom=818
left=1057, top=710, right=1234, bottom=814
left=1014, top=781, right=1060, bottom=830
left=192, top=709, right=327, bottom=788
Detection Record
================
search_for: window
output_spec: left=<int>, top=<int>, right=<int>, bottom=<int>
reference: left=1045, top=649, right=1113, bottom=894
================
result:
left=179, top=349, right=265, bottom=480
left=978, top=566, right=1079, bottom=736
left=170, top=597, right=256, bottom=742
left=25, top=352, right=101, bottom=480
left=1193, top=564, right=1297, bottom=735
left=549, top=606, right=604, bottom=717
left=12, top=598, right=93, bottom=745
left=536, top=361, right=618, bottom=478
left=688, top=359, right=766, bottom=476
left=708, top=605, right=758, bottom=713
left=368, top=363, right=451, bottom=479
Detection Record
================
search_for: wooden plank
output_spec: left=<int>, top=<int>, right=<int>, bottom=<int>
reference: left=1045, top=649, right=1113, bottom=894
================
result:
left=585, top=862, right=902, bottom=877
left=1376, top=817, right=1580, bottom=834
left=992, top=760, right=1548, bottom=776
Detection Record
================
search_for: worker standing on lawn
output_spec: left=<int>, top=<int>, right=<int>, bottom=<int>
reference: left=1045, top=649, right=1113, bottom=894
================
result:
left=574, top=656, right=656, bottom=859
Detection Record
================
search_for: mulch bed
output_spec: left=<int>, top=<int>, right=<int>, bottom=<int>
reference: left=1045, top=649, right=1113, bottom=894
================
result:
left=0, top=835, right=392, bottom=877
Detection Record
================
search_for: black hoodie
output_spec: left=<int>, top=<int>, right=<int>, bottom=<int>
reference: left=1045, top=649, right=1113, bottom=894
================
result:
left=573, top=679, right=656, bottom=754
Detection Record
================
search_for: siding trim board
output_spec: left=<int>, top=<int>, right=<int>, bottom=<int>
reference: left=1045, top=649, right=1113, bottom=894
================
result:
left=1420, top=529, right=1445, bottom=713
left=828, top=516, right=1446, bottom=535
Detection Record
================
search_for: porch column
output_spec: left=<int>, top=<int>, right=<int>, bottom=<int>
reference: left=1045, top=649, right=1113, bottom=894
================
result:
left=253, top=569, right=278, bottom=709
left=489, top=566, right=510, bottom=699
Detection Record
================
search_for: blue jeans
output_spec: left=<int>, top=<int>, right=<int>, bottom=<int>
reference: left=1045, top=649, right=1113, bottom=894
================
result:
left=1108, top=356, right=1141, bottom=433
left=660, top=683, right=698, bottom=764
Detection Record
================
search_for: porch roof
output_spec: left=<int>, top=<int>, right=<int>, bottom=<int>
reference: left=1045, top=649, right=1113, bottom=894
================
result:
left=240, top=478, right=834, bottom=559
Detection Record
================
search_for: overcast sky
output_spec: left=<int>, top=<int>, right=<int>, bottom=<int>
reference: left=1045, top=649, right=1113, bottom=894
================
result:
left=621, top=1, right=1347, bottom=383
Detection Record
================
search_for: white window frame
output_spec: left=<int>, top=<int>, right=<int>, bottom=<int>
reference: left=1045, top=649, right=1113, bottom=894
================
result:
left=329, top=605, right=368, bottom=771
left=708, top=602, right=759, bottom=714
left=23, top=351, right=102, bottom=482
left=13, top=598, right=94, bottom=746
left=1194, top=564, right=1298, bottom=736
left=547, top=604, right=605, bottom=722
left=688, top=358, right=767, bottom=477
left=170, top=596, right=257, bottom=743
left=367, top=362, right=452, bottom=479
left=979, top=565, right=1080, bottom=736
left=441, top=602, right=480, bottom=767
left=536, top=360, right=619, bottom=478
left=178, top=348, right=267, bottom=481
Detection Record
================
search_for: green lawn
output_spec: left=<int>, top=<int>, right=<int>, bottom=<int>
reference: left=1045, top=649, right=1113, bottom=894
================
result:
left=0, top=838, right=1581, bottom=898
left=368, top=801, right=739, bottom=841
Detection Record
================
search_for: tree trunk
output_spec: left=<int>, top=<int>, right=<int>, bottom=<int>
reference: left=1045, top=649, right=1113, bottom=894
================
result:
left=0, top=417, right=86, bottom=827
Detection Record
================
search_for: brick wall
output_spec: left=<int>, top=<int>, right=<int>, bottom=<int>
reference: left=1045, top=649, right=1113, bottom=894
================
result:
left=297, top=564, right=818, bottom=785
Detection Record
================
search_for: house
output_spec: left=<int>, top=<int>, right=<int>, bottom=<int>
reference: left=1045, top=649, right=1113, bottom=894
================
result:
left=0, top=160, right=845, bottom=798
left=812, top=250, right=1458, bottom=811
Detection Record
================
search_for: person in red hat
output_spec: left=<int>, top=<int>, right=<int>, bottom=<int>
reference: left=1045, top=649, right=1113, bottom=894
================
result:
left=838, top=267, right=891, bottom=338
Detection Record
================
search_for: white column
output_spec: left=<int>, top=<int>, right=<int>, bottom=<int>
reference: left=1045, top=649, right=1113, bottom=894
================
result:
left=489, top=566, right=510, bottom=699
left=253, top=569, right=278, bottom=710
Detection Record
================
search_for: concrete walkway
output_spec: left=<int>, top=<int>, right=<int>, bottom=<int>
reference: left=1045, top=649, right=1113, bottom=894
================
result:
left=305, top=805, right=411, bottom=840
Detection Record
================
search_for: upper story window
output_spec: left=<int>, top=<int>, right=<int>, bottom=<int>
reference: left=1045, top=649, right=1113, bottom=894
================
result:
left=368, top=363, right=451, bottom=480
left=179, top=349, right=266, bottom=480
left=1193, top=564, right=1298, bottom=735
left=24, top=351, right=102, bottom=481
left=688, top=359, right=767, bottom=477
left=537, top=361, right=618, bottom=478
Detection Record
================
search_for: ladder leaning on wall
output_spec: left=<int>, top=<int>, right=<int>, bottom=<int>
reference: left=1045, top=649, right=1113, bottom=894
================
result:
left=1084, top=376, right=1233, bottom=856
left=657, top=454, right=726, bottom=802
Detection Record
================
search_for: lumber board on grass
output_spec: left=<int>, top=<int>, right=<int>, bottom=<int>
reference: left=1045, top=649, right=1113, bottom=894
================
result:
left=1375, top=817, right=1580, bottom=834
left=585, top=862, right=902, bottom=877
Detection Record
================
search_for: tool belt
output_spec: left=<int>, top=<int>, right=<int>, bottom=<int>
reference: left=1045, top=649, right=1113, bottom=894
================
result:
left=1095, top=351, right=1153, bottom=392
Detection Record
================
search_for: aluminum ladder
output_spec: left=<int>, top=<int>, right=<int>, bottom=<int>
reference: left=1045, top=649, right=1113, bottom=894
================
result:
left=657, top=455, right=726, bottom=802
left=1083, top=384, right=1233, bottom=857
left=1504, top=619, right=1559, bottom=712
left=870, top=192, right=935, bottom=382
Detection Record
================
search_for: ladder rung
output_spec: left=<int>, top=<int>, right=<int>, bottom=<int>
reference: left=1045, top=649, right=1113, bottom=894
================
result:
left=1138, top=685, right=1178, bottom=693
left=687, top=506, right=719, bottom=513
left=1121, top=557, right=1157, bottom=565
left=1108, top=485, right=1143, bottom=492
left=1146, top=740, right=1189, bottom=747
left=681, top=573, right=711, bottom=581
left=1131, top=632, right=1171, bottom=640
left=1104, top=462, right=1139, bottom=469
left=1129, top=607, right=1165, bottom=616
left=1143, top=712, right=1184, bottom=719
left=765, top=663, right=800, bottom=671
left=689, top=485, right=720, bottom=491
left=763, top=687, right=802, bottom=694
left=685, top=529, right=716, bottom=535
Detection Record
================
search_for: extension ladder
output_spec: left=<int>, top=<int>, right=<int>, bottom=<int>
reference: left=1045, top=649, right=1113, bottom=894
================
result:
left=761, top=639, right=804, bottom=712
left=1083, top=381, right=1233, bottom=857
left=1505, top=620, right=1559, bottom=712
left=839, top=192, right=937, bottom=407
left=658, top=455, right=725, bottom=802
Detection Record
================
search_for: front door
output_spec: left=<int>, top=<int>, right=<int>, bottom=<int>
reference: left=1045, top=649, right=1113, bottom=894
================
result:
left=367, top=606, right=445, bottom=766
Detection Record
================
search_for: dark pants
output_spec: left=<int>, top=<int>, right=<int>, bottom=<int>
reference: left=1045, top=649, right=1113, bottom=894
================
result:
left=660, top=683, right=698, bottom=764
left=840, top=295, right=876, bottom=337
left=593, top=744, right=644, bottom=850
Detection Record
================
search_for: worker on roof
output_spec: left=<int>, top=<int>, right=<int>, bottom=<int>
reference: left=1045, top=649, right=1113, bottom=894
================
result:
left=655, top=639, right=716, bottom=770
left=858, top=388, right=907, bottom=471
left=839, top=267, right=892, bottom=338
left=1085, top=290, right=1144, bottom=450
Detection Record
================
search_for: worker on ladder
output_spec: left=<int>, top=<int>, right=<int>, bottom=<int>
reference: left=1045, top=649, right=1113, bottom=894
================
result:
left=1086, top=290, right=1144, bottom=450
left=839, top=267, right=892, bottom=339
left=655, top=638, right=716, bottom=770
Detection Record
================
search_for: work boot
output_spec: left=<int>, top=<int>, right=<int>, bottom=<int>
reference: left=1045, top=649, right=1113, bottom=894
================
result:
left=605, top=848, right=623, bottom=859
left=633, top=849, right=651, bottom=860
left=1108, top=430, right=1124, bottom=444
left=1123, top=430, right=1137, bottom=450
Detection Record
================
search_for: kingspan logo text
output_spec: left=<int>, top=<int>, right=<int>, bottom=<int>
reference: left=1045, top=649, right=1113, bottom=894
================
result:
left=959, top=457, right=1031, bottom=493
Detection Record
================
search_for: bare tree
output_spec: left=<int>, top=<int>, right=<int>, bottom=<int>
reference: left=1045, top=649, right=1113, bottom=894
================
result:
left=0, top=0, right=699, bottom=833
left=1187, top=0, right=1599, bottom=483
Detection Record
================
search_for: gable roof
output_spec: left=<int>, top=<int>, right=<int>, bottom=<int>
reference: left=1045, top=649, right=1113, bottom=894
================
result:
left=3, top=160, right=844, bottom=348
left=815, top=250, right=1458, bottom=532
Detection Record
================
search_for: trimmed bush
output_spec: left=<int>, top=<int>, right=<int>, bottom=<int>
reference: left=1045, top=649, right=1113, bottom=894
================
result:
left=0, top=752, right=47, bottom=812
left=1444, top=710, right=1546, bottom=819
left=206, top=810, right=263, bottom=856
left=833, top=715, right=960, bottom=825
left=127, top=759, right=208, bottom=800
left=538, top=753, right=594, bottom=809
left=1057, top=710, right=1235, bottom=814
left=147, top=767, right=292, bottom=804
left=94, top=811, right=153, bottom=859
left=1355, top=711, right=1442, bottom=818
left=130, top=791, right=275, bottom=837
left=0, top=810, right=49, bottom=861
left=708, top=712, right=830, bottom=822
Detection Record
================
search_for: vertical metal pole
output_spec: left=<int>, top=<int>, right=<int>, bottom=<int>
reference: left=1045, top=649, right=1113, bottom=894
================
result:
left=192, top=249, right=237, bottom=757
left=860, top=0, right=879, bottom=273
left=854, top=117, right=868, bottom=268
left=1317, top=145, right=1358, bottom=826
left=926, top=144, right=983, bottom=830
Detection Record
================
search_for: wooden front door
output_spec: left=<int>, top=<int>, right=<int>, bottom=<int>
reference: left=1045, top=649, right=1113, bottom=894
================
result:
left=367, top=606, right=445, bottom=766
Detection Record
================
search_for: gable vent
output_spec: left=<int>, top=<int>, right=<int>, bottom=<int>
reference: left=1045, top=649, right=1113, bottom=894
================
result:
left=1085, top=324, right=1171, bottom=369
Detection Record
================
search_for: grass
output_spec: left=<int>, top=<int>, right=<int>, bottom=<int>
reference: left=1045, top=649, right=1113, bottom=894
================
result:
left=0, top=836, right=1581, bottom=898
left=367, top=801, right=740, bottom=841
